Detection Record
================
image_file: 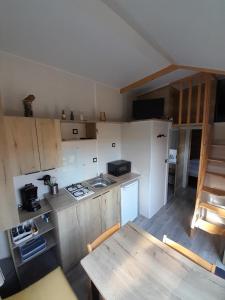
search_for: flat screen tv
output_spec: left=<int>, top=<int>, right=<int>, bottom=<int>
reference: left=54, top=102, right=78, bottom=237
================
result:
left=133, top=98, right=164, bottom=120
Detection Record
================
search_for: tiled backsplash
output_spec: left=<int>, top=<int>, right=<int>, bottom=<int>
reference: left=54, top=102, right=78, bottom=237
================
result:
left=13, top=140, right=99, bottom=205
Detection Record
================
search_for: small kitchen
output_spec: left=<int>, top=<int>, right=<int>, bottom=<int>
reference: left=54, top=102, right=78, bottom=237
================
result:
left=0, top=87, right=172, bottom=296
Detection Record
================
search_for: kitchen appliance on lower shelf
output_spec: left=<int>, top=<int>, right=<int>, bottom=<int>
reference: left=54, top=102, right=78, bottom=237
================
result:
left=108, top=160, right=131, bottom=177
left=65, top=183, right=94, bottom=200
left=20, top=183, right=41, bottom=212
left=19, top=236, right=46, bottom=262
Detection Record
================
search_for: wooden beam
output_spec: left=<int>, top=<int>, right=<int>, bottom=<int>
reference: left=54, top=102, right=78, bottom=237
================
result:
left=177, top=64, right=225, bottom=76
left=196, top=83, right=201, bottom=123
left=178, top=82, right=183, bottom=125
left=187, top=79, right=192, bottom=124
left=170, top=72, right=204, bottom=86
left=120, top=64, right=178, bottom=94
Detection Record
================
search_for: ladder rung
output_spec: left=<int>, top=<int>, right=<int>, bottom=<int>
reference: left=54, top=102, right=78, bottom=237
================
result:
left=208, top=158, right=225, bottom=164
left=199, top=202, right=225, bottom=218
left=195, top=218, right=225, bottom=235
left=206, top=171, right=225, bottom=179
left=202, top=186, right=225, bottom=196
left=210, top=144, right=225, bottom=147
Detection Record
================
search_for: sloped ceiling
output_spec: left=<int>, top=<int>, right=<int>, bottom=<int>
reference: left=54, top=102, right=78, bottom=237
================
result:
left=0, top=0, right=169, bottom=88
left=0, top=0, right=224, bottom=90
left=103, top=0, right=225, bottom=70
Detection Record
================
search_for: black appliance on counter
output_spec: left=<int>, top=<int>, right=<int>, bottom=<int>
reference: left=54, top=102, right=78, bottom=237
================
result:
left=20, top=184, right=41, bottom=212
left=107, top=160, right=131, bottom=177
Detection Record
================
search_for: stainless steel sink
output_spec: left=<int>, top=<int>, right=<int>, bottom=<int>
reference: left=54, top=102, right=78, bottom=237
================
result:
left=87, top=175, right=116, bottom=189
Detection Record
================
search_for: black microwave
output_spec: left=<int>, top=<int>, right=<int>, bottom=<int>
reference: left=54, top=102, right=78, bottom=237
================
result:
left=107, top=160, right=131, bottom=177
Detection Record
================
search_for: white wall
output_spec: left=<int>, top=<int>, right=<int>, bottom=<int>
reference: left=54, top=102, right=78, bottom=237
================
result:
left=13, top=140, right=99, bottom=206
left=97, top=122, right=122, bottom=174
left=0, top=51, right=126, bottom=121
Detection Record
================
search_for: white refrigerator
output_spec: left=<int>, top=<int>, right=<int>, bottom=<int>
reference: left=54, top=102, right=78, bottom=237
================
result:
left=122, top=120, right=171, bottom=219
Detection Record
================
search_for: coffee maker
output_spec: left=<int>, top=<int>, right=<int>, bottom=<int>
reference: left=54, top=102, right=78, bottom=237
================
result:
left=20, top=184, right=41, bottom=212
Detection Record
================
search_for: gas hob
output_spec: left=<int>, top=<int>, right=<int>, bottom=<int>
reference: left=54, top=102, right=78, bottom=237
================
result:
left=65, top=182, right=94, bottom=200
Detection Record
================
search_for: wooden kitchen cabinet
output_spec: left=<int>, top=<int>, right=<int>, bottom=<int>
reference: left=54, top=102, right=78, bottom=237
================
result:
left=76, top=195, right=102, bottom=258
left=54, top=187, right=121, bottom=271
left=36, top=118, right=62, bottom=171
left=101, top=187, right=120, bottom=231
left=54, top=206, right=82, bottom=272
left=4, top=117, right=62, bottom=175
left=0, top=102, right=19, bottom=230
left=4, top=116, right=41, bottom=175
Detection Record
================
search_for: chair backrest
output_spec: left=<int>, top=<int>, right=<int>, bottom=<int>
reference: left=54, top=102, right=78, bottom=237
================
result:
left=163, top=235, right=216, bottom=273
left=87, top=223, right=121, bottom=253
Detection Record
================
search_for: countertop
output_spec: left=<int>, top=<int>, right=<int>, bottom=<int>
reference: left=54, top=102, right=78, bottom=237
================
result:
left=46, top=172, right=140, bottom=212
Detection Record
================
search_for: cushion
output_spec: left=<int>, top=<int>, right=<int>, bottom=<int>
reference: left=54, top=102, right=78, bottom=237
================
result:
left=4, top=267, right=77, bottom=300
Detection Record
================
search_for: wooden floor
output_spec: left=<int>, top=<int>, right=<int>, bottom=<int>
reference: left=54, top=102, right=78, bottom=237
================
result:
left=135, top=187, right=225, bottom=269
left=67, top=187, right=225, bottom=299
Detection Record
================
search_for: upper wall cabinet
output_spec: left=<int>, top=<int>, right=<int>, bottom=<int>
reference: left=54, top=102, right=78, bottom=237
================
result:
left=5, top=117, right=62, bottom=175
left=4, top=117, right=41, bottom=175
left=36, top=119, right=62, bottom=171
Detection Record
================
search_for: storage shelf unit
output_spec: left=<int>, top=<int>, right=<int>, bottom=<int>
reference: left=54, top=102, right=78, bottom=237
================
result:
left=61, top=121, right=96, bottom=141
left=14, top=231, right=56, bottom=267
left=11, top=218, right=55, bottom=250
left=8, top=210, right=58, bottom=285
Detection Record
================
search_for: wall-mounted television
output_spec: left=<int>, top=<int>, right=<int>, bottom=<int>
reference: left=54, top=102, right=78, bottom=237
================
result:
left=133, top=98, right=164, bottom=120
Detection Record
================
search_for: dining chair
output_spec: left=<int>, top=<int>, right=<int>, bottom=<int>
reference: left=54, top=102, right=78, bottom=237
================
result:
left=163, top=234, right=216, bottom=273
left=87, top=223, right=120, bottom=300
left=87, top=223, right=121, bottom=253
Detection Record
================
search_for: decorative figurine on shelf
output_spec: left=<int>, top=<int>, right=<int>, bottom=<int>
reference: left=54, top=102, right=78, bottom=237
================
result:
left=23, top=94, right=35, bottom=117
left=61, top=110, right=66, bottom=120
left=70, top=111, right=75, bottom=121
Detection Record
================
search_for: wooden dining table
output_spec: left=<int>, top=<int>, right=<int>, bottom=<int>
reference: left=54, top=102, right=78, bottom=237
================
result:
left=81, top=222, right=225, bottom=300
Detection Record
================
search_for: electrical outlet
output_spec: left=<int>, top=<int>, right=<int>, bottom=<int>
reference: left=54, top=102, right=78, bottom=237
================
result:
left=73, top=128, right=78, bottom=134
left=112, top=143, right=116, bottom=148
left=93, top=157, right=97, bottom=163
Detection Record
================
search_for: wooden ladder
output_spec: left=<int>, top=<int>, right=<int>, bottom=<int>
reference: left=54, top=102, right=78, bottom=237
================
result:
left=191, top=75, right=225, bottom=235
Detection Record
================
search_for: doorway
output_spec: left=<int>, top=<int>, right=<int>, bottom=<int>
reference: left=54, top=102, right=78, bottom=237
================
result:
left=174, top=128, right=202, bottom=196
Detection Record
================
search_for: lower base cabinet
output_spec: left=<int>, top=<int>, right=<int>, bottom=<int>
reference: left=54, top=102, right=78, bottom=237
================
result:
left=101, top=188, right=120, bottom=231
left=54, top=186, right=120, bottom=272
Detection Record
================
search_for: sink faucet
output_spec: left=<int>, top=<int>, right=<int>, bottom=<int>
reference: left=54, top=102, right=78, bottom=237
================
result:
left=99, top=173, right=104, bottom=178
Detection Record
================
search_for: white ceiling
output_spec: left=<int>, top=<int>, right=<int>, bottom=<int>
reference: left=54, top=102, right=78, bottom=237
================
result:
left=103, top=0, right=225, bottom=70
left=0, top=0, right=169, bottom=88
left=0, top=0, right=224, bottom=91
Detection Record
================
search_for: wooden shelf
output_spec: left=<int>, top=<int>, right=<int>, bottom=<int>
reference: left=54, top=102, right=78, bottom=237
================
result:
left=14, top=231, right=56, bottom=267
left=18, top=199, right=52, bottom=223
left=206, top=171, right=225, bottom=179
left=202, top=186, right=225, bottom=197
left=195, top=218, right=225, bottom=235
left=199, top=202, right=225, bottom=218
left=61, top=120, right=96, bottom=124
left=172, top=123, right=202, bottom=128
left=62, top=138, right=96, bottom=142
left=11, top=217, right=55, bottom=249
